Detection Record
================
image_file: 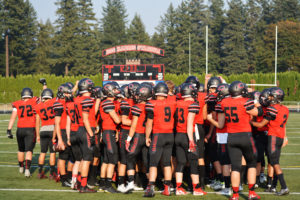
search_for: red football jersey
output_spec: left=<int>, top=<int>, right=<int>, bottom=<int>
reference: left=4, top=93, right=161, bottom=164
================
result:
left=53, top=99, right=67, bottom=130
left=195, top=92, right=206, bottom=124
left=88, top=99, right=96, bottom=128
left=66, top=101, right=79, bottom=132
left=74, top=96, right=94, bottom=127
left=12, top=97, right=38, bottom=128
left=145, top=99, right=176, bottom=134
left=265, top=104, right=289, bottom=138
left=120, top=99, right=134, bottom=130
left=131, top=103, right=146, bottom=134
left=100, top=99, right=118, bottom=131
left=175, top=100, right=200, bottom=133
left=34, top=98, right=56, bottom=126
left=216, top=97, right=254, bottom=134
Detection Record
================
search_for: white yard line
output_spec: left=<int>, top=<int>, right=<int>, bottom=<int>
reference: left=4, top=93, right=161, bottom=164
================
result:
left=0, top=188, right=300, bottom=195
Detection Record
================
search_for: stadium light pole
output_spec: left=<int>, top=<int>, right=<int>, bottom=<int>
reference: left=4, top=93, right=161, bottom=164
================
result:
left=189, top=32, right=191, bottom=76
left=206, top=25, right=208, bottom=75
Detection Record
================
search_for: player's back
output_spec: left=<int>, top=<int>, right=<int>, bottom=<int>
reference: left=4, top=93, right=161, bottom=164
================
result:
left=267, top=104, right=289, bottom=138
left=12, top=97, right=38, bottom=128
left=34, top=98, right=56, bottom=126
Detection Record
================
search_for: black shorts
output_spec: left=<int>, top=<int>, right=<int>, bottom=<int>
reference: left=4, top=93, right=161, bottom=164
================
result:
left=16, top=128, right=36, bottom=152
left=102, top=130, right=118, bottom=165
left=175, top=133, right=199, bottom=174
left=40, top=131, right=54, bottom=153
left=58, top=129, right=73, bottom=161
left=126, top=133, right=148, bottom=170
left=77, top=126, right=94, bottom=162
left=218, top=143, right=231, bottom=165
left=267, top=135, right=283, bottom=166
left=227, top=132, right=257, bottom=172
left=70, top=131, right=82, bottom=161
left=254, top=132, right=268, bottom=163
left=149, top=133, right=174, bottom=167
left=119, top=128, right=129, bottom=165
left=196, top=124, right=205, bottom=159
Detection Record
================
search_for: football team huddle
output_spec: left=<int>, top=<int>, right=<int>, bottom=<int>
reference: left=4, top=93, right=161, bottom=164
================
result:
left=6, top=75, right=289, bottom=200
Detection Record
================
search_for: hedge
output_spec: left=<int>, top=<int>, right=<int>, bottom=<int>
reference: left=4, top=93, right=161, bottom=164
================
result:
left=0, top=72, right=299, bottom=103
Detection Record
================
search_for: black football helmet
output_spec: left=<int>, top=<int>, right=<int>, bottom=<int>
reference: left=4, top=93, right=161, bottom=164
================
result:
left=154, top=82, right=169, bottom=96
left=269, top=87, right=284, bottom=104
left=41, top=88, right=54, bottom=100
left=65, top=82, right=74, bottom=89
left=121, top=84, right=130, bottom=98
left=249, top=91, right=261, bottom=101
left=57, top=84, right=72, bottom=99
left=198, top=83, right=205, bottom=92
left=207, top=77, right=221, bottom=89
left=128, top=82, right=140, bottom=97
left=134, top=85, right=153, bottom=103
left=102, top=82, right=120, bottom=97
left=185, top=76, right=200, bottom=90
left=180, top=83, right=197, bottom=98
left=21, top=88, right=33, bottom=99
left=259, top=88, right=271, bottom=107
left=216, top=84, right=230, bottom=101
left=92, top=86, right=104, bottom=99
left=229, top=81, right=248, bottom=97
left=78, top=78, right=94, bottom=94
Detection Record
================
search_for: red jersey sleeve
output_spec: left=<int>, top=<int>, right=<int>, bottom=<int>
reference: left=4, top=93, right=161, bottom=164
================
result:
left=145, top=102, right=154, bottom=119
left=188, top=102, right=200, bottom=114
left=102, top=100, right=115, bottom=113
left=131, top=105, right=142, bottom=117
left=53, top=101, right=64, bottom=116
left=244, top=99, right=255, bottom=111
left=120, top=100, right=131, bottom=116
left=264, top=106, right=278, bottom=121
left=81, top=98, right=94, bottom=113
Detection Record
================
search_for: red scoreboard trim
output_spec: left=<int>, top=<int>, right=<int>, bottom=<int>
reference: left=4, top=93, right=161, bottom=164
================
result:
left=102, top=44, right=164, bottom=57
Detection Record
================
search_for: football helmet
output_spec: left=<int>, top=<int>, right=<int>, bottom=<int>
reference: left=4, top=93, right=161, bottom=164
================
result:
left=185, top=76, right=200, bottom=90
left=57, top=84, right=72, bottom=99
left=41, top=88, right=54, bottom=99
left=128, top=82, right=140, bottom=97
left=207, top=77, right=221, bottom=89
left=259, top=88, right=271, bottom=107
left=269, top=87, right=284, bottom=103
left=180, top=83, right=197, bottom=98
left=229, top=81, right=248, bottom=97
left=21, top=88, right=33, bottom=99
left=78, top=78, right=94, bottom=94
left=198, top=83, right=205, bottom=92
left=102, top=82, right=120, bottom=97
left=121, top=84, right=130, bottom=98
left=216, top=83, right=230, bottom=101
left=134, top=85, right=153, bottom=103
left=154, top=82, right=169, bottom=96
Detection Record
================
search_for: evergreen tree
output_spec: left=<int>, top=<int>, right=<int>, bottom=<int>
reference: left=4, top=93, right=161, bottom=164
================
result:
left=54, top=0, right=80, bottom=75
left=32, top=20, right=55, bottom=74
left=208, top=0, right=225, bottom=73
left=222, top=0, right=248, bottom=74
left=0, top=0, right=38, bottom=76
left=273, top=0, right=300, bottom=22
left=100, top=0, right=127, bottom=50
left=71, top=0, right=100, bottom=75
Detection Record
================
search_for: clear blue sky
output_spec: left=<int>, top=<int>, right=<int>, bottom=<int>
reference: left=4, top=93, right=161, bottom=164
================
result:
left=29, top=0, right=184, bottom=35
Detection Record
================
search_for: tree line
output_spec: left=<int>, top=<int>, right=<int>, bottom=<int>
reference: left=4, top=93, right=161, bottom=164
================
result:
left=0, top=0, right=299, bottom=76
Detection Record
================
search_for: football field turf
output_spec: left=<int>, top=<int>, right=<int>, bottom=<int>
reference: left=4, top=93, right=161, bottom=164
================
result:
left=0, top=113, right=300, bottom=200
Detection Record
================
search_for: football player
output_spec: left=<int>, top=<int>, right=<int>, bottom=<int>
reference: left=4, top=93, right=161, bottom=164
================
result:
left=53, top=83, right=74, bottom=186
left=207, top=83, right=232, bottom=196
left=251, top=87, right=289, bottom=196
left=99, top=82, right=121, bottom=193
left=34, top=88, right=57, bottom=179
left=212, top=81, right=262, bottom=200
left=73, top=78, right=97, bottom=193
left=174, top=83, right=206, bottom=196
left=144, top=82, right=176, bottom=197
left=125, top=85, right=152, bottom=192
left=117, top=83, right=136, bottom=192
left=7, top=88, right=39, bottom=177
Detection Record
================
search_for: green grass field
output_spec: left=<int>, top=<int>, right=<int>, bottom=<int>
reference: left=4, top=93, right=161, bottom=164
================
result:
left=0, top=113, right=300, bottom=200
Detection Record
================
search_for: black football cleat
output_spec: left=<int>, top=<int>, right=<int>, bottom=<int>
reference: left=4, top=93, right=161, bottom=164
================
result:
left=104, top=186, right=119, bottom=193
left=144, top=184, right=155, bottom=197
left=79, top=186, right=97, bottom=193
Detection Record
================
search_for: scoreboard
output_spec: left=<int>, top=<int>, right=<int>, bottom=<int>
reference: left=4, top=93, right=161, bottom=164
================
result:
left=102, top=64, right=164, bottom=86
